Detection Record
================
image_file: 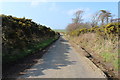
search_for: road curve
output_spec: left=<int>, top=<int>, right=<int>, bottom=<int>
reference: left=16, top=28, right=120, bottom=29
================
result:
left=18, top=36, right=106, bottom=78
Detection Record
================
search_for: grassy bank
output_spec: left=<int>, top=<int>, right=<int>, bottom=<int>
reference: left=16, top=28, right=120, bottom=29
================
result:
left=66, top=22, right=119, bottom=77
left=3, top=36, right=59, bottom=64
left=66, top=33, right=119, bottom=77
left=68, top=33, right=118, bottom=70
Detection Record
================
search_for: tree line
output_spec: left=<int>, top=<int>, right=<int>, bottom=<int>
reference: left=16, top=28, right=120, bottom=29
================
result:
left=66, top=9, right=118, bottom=33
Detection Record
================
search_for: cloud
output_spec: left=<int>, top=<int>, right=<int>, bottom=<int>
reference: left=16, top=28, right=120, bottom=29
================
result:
left=67, top=8, right=90, bottom=16
left=49, top=3, right=58, bottom=11
left=30, top=1, right=41, bottom=6
left=31, top=1, right=40, bottom=6
left=67, top=9, right=79, bottom=16
left=67, top=8, right=93, bottom=22
left=83, top=13, right=93, bottom=21
left=30, top=0, right=48, bottom=6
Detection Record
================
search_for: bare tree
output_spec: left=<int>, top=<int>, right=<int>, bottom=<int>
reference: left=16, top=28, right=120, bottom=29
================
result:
left=72, top=10, right=84, bottom=23
left=91, top=12, right=99, bottom=27
left=66, top=23, right=81, bottom=32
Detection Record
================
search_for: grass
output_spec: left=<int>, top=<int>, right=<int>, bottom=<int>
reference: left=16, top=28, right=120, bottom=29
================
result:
left=66, top=33, right=119, bottom=72
left=101, top=52, right=118, bottom=70
left=101, top=52, right=116, bottom=62
left=53, top=29, right=66, bottom=33
left=3, top=36, right=59, bottom=64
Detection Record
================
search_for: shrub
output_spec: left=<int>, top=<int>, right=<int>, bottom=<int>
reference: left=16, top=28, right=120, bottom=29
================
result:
left=2, top=14, right=58, bottom=63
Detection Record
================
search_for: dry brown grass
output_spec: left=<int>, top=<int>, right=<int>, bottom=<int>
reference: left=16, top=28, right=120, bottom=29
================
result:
left=68, top=32, right=119, bottom=76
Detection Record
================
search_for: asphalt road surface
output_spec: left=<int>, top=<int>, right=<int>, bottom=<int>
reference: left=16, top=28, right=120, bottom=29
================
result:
left=18, top=35, right=106, bottom=78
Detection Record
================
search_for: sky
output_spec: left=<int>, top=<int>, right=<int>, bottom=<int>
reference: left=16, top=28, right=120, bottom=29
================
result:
left=1, top=2, right=118, bottom=29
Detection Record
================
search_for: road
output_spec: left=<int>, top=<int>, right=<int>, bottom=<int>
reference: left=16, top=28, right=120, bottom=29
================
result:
left=18, top=35, right=106, bottom=78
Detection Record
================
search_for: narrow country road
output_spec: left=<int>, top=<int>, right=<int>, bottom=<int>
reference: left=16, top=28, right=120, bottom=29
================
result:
left=18, top=35, right=106, bottom=78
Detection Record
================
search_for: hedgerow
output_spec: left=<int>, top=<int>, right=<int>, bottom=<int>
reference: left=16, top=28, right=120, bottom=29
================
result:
left=68, top=22, right=120, bottom=40
left=2, top=14, right=59, bottom=64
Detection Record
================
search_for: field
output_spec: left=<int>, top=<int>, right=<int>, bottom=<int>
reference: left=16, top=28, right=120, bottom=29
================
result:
left=53, top=29, right=66, bottom=33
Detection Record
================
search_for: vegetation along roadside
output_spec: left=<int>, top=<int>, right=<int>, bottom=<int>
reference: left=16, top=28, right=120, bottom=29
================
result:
left=65, top=9, right=120, bottom=79
left=2, top=14, right=60, bottom=68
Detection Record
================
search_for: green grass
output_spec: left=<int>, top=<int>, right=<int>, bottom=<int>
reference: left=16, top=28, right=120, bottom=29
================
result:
left=101, top=52, right=118, bottom=70
left=53, top=29, right=66, bottom=33
left=3, top=36, right=59, bottom=64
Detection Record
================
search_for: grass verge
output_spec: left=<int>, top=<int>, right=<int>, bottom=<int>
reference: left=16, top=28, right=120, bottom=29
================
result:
left=101, top=52, right=118, bottom=71
left=3, top=36, right=59, bottom=65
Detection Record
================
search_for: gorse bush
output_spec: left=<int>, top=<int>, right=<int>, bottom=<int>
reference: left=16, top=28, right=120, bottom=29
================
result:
left=67, top=22, right=119, bottom=74
left=68, top=22, right=120, bottom=40
left=2, top=15, right=58, bottom=63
